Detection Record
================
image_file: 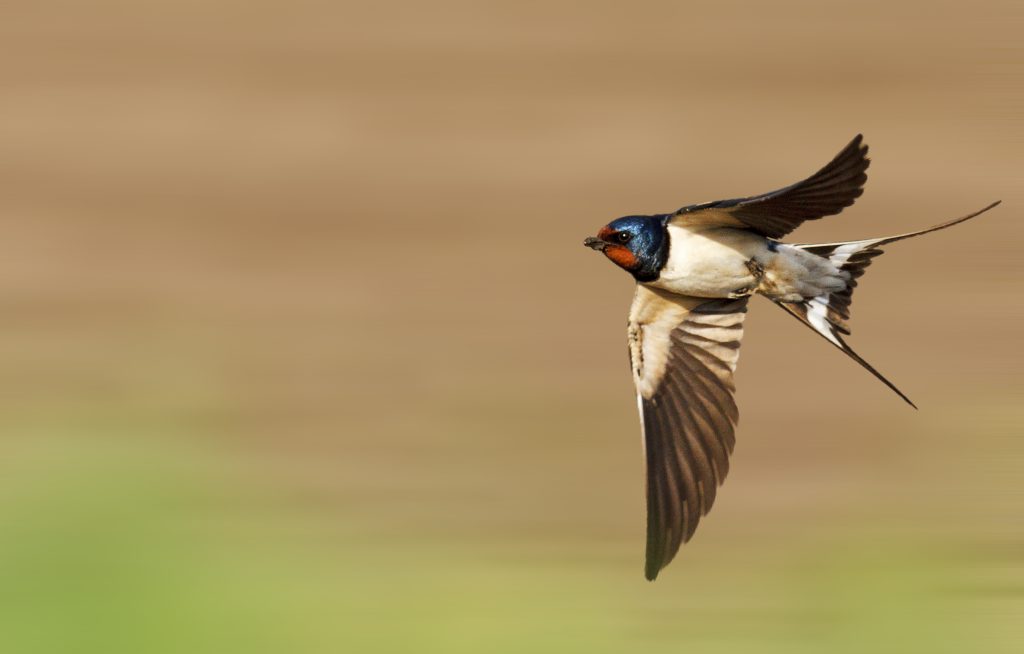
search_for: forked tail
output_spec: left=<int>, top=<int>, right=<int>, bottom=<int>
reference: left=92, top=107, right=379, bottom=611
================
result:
left=776, top=201, right=1001, bottom=408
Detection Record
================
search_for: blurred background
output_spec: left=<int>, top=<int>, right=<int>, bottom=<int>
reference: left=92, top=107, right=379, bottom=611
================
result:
left=1, top=1, right=1022, bottom=652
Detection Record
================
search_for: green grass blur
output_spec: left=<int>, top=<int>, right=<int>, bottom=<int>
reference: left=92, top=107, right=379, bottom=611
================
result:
left=0, top=399, right=1020, bottom=652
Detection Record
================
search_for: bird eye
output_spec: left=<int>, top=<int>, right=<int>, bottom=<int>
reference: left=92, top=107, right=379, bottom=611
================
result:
left=616, top=232, right=632, bottom=243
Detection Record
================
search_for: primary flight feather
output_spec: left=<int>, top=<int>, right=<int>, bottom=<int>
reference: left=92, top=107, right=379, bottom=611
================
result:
left=583, top=134, right=1000, bottom=580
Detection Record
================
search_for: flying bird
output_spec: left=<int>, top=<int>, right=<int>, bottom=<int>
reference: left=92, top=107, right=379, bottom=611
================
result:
left=583, top=134, right=999, bottom=581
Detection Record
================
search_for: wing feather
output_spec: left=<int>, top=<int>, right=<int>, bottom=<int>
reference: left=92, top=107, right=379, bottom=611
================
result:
left=627, top=286, right=748, bottom=580
left=670, top=134, right=869, bottom=238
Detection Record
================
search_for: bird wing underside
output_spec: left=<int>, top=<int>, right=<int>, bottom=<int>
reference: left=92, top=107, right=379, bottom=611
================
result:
left=628, top=286, right=749, bottom=580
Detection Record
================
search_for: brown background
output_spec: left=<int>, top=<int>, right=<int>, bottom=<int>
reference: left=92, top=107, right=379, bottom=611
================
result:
left=1, top=1, right=1021, bottom=652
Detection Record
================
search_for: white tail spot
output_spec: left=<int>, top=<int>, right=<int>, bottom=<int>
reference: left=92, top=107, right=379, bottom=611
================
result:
left=806, top=295, right=841, bottom=346
left=829, top=241, right=874, bottom=267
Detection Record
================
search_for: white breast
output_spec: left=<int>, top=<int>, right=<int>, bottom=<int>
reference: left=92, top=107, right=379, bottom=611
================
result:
left=650, top=226, right=765, bottom=298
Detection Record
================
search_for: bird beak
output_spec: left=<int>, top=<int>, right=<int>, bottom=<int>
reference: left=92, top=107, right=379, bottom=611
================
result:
left=583, top=236, right=608, bottom=251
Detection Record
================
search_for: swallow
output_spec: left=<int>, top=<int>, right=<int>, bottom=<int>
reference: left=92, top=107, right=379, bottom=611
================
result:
left=584, top=134, right=1000, bottom=580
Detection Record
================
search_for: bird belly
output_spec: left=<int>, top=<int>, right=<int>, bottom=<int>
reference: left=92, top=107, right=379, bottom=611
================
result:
left=649, top=226, right=763, bottom=298
left=754, top=243, right=850, bottom=302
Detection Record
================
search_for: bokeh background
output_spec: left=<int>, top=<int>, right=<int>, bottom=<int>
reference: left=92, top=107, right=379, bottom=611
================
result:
left=1, top=1, right=1022, bottom=652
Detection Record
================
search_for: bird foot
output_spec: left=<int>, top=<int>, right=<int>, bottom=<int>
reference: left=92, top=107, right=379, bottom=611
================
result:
left=729, top=258, right=765, bottom=298
left=727, top=286, right=756, bottom=299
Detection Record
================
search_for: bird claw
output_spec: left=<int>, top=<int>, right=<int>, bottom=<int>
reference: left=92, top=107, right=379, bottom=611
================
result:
left=730, top=258, right=766, bottom=297
left=727, top=287, right=755, bottom=299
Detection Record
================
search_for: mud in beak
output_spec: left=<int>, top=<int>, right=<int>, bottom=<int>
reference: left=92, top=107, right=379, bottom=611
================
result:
left=583, top=236, right=608, bottom=251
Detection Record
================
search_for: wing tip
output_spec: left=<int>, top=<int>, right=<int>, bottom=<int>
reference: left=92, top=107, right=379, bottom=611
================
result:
left=843, top=132, right=867, bottom=154
left=644, top=559, right=663, bottom=581
left=841, top=133, right=870, bottom=173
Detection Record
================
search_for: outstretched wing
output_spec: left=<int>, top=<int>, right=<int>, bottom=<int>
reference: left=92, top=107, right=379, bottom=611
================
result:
left=670, top=134, right=870, bottom=238
left=627, top=286, right=749, bottom=580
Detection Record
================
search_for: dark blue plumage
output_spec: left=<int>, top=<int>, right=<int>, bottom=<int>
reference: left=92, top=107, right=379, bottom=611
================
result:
left=602, top=215, right=670, bottom=282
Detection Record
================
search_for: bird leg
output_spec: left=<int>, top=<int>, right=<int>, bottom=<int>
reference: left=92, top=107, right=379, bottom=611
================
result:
left=728, top=258, right=765, bottom=298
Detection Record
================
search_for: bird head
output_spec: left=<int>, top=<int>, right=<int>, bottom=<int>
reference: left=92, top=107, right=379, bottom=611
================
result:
left=584, top=215, right=668, bottom=282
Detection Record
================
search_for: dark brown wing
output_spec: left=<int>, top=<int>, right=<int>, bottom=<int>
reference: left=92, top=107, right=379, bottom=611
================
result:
left=627, top=286, right=749, bottom=580
left=671, top=134, right=870, bottom=238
